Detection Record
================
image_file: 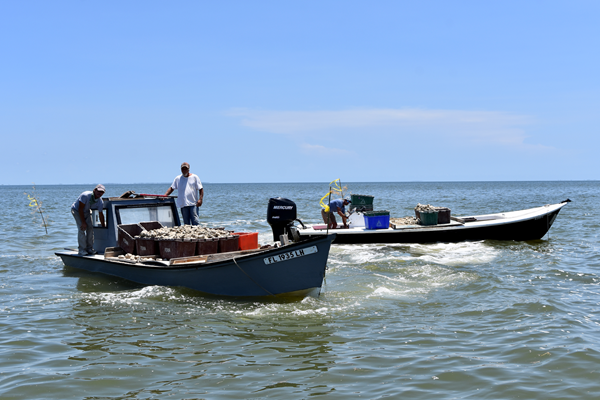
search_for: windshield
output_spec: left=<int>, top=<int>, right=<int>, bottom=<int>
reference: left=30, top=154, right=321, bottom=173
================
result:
left=117, top=205, right=178, bottom=228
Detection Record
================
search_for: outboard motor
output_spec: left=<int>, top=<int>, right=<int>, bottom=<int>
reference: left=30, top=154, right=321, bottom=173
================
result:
left=267, top=197, right=299, bottom=242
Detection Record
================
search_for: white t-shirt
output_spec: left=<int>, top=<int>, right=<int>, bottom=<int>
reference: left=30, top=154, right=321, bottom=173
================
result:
left=171, top=174, right=203, bottom=208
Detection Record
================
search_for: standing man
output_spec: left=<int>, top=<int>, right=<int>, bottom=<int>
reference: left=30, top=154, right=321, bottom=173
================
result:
left=165, top=162, right=204, bottom=225
left=321, top=198, right=351, bottom=229
left=71, top=184, right=106, bottom=256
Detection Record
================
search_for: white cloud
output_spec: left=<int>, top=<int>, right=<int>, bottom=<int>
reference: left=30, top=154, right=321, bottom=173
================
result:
left=227, top=107, right=545, bottom=149
left=300, top=143, right=354, bottom=157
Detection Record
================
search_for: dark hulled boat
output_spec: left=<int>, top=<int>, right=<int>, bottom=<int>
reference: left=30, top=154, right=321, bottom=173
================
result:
left=56, top=194, right=335, bottom=298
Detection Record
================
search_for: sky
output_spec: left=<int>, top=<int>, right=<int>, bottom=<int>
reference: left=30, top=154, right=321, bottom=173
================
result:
left=1, top=1, right=599, bottom=185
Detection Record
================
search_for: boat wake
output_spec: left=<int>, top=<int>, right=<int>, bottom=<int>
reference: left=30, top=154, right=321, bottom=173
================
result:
left=324, top=241, right=493, bottom=301
left=79, top=285, right=182, bottom=306
left=333, top=240, right=499, bottom=267
left=406, top=241, right=499, bottom=266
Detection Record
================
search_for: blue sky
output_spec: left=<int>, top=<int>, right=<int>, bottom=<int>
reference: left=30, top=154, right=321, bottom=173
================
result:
left=2, top=1, right=598, bottom=185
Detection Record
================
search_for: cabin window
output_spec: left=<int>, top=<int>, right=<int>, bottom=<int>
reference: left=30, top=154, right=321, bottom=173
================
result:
left=91, top=210, right=105, bottom=227
left=117, top=205, right=177, bottom=228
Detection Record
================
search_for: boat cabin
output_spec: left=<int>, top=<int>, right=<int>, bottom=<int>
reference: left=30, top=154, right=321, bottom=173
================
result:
left=91, top=195, right=181, bottom=254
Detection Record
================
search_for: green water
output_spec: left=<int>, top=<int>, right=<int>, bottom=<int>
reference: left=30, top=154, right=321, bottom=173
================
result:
left=1, top=182, right=598, bottom=399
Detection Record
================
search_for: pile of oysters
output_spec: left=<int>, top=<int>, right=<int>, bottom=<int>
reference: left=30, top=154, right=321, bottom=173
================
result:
left=117, top=253, right=161, bottom=262
left=414, top=203, right=440, bottom=213
left=138, top=226, right=232, bottom=240
left=390, top=216, right=419, bottom=225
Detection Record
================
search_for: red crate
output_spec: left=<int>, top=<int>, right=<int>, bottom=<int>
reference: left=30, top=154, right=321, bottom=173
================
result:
left=233, top=232, right=259, bottom=250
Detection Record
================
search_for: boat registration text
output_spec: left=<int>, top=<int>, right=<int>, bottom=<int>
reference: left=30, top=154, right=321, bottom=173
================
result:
left=264, top=246, right=318, bottom=265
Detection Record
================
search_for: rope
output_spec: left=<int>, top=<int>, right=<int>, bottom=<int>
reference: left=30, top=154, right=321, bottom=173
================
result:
left=232, top=257, right=275, bottom=297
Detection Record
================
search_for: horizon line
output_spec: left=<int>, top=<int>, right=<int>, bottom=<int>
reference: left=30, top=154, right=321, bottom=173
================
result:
left=2, top=179, right=599, bottom=187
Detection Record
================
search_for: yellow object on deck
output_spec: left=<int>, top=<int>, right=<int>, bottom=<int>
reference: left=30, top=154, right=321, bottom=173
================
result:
left=319, top=179, right=344, bottom=212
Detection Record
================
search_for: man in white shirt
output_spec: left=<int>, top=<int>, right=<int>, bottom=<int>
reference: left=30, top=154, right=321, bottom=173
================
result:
left=165, top=162, right=204, bottom=225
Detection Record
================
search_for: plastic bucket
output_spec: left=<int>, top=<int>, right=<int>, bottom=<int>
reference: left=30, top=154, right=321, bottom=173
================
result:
left=136, top=238, right=157, bottom=256
left=158, top=239, right=197, bottom=260
left=133, top=221, right=164, bottom=256
left=139, top=221, right=164, bottom=231
left=196, top=238, right=219, bottom=255
left=351, top=194, right=374, bottom=206
left=118, top=223, right=144, bottom=254
left=419, top=211, right=439, bottom=226
left=364, top=214, right=390, bottom=230
left=364, top=210, right=390, bottom=217
left=436, top=208, right=451, bottom=224
left=218, top=236, right=239, bottom=253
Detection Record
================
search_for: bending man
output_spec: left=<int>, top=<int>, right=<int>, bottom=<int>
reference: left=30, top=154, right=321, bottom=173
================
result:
left=322, top=198, right=351, bottom=229
left=71, top=184, right=106, bottom=255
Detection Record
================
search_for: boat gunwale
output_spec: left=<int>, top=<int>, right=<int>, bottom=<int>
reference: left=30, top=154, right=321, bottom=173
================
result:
left=56, top=234, right=335, bottom=271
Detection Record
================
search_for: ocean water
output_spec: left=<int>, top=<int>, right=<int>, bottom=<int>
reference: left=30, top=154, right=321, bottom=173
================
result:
left=1, top=181, right=599, bottom=399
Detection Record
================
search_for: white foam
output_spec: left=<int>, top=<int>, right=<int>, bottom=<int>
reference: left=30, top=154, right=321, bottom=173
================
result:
left=369, top=286, right=421, bottom=299
left=410, top=241, right=498, bottom=266
left=333, top=241, right=498, bottom=267
left=363, top=264, right=478, bottom=300
left=82, top=285, right=177, bottom=305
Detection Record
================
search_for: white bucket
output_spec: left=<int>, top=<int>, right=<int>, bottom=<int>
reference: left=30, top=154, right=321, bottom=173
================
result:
left=348, top=212, right=365, bottom=228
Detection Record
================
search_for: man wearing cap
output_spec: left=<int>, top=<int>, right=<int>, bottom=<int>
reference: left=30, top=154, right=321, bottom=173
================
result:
left=322, top=198, right=351, bottom=229
left=71, top=184, right=106, bottom=256
left=165, top=162, right=204, bottom=225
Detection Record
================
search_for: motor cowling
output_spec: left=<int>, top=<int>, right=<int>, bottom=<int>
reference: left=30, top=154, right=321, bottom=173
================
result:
left=267, top=197, right=297, bottom=242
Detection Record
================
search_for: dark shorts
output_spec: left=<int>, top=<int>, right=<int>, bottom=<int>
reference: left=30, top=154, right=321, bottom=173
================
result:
left=321, top=209, right=337, bottom=224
